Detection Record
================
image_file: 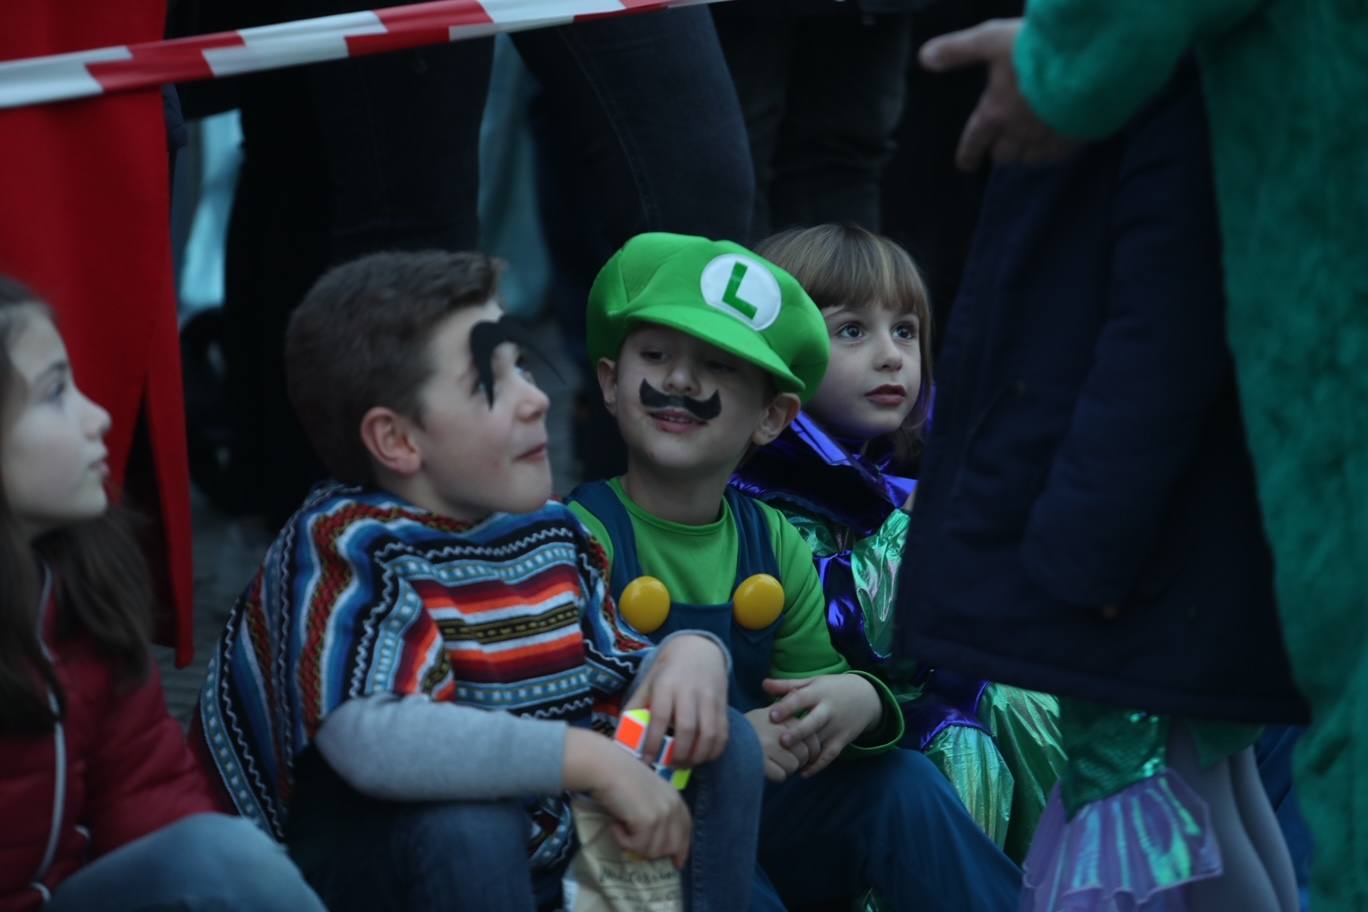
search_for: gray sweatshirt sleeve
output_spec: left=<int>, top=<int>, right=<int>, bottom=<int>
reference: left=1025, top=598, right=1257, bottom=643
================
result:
left=313, top=694, right=567, bottom=802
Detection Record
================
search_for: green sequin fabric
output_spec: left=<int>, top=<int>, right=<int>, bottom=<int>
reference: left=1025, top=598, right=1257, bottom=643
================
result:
left=1023, top=698, right=1260, bottom=909
left=1059, top=701, right=1171, bottom=817
left=1058, top=698, right=1261, bottom=816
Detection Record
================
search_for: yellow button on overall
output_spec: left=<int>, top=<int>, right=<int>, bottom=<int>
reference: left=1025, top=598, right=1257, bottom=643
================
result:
left=732, top=573, right=784, bottom=630
left=618, top=573, right=785, bottom=634
left=619, top=576, right=671, bottom=634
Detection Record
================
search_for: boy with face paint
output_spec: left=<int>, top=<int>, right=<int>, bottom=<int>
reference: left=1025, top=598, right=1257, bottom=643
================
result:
left=568, top=234, right=1022, bottom=911
left=198, top=250, right=765, bottom=912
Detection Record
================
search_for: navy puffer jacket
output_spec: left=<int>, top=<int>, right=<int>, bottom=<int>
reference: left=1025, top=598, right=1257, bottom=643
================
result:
left=894, top=65, right=1307, bottom=725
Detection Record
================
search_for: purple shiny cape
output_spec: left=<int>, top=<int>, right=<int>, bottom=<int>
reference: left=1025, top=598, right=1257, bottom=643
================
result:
left=901, top=670, right=992, bottom=752
left=731, top=412, right=916, bottom=539
left=733, top=414, right=993, bottom=748
left=731, top=413, right=915, bottom=671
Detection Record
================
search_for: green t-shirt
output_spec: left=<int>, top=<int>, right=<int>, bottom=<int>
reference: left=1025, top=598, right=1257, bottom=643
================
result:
left=569, top=477, right=903, bottom=752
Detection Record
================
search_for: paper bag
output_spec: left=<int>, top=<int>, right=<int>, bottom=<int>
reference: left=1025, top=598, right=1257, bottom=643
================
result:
left=562, top=797, right=683, bottom=912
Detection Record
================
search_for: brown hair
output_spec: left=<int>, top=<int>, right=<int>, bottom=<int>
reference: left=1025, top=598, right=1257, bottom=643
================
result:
left=757, top=224, right=934, bottom=466
left=286, top=250, right=502, bottom=486
left=0, top=277, right=152, bottom=733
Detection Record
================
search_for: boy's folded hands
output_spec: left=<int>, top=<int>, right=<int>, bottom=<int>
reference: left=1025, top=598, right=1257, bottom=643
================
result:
left=626, top=633, right=730, bottom=766
left=745, top=707, right=822, bottom=782
left=763, top=674, right=884, bottom=777
left=564, top=728, right=694, bottom=869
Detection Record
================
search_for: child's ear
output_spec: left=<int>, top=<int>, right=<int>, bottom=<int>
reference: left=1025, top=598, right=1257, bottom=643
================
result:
left=752, top=392, right=801, bottom=447
left=359, top=406, right=422, bottom=476
left=595, top=357, right=620, bottom=416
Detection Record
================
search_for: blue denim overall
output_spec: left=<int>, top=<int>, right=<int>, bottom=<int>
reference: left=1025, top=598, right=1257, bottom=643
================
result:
left=568, top=481, right=782, bottom=713
left=570, top=483, right=1022, bottom=910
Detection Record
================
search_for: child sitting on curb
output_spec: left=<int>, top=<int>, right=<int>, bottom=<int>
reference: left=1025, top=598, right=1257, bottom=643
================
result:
left=567, top=233, right=1020, bottom=911
left=197, top=250, right=763, bottom=912
left=0, top=278, right=324, bottom=912
left=733, top=224, right=1066, bottom=862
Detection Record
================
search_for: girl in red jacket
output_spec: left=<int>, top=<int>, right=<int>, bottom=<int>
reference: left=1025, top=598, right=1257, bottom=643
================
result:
left=0, top=278, right=324, bottom=912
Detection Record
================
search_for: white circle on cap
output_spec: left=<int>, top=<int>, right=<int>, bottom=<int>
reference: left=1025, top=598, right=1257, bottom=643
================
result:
left=700, top=254, right=782, bottom=331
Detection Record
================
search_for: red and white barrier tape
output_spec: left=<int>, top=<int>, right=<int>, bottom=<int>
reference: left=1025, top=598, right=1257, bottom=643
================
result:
left=0, top=0, right=720, bottom=111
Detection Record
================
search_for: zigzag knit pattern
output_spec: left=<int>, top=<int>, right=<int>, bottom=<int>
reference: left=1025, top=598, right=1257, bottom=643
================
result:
left=199, top=483, right=649, bottom=869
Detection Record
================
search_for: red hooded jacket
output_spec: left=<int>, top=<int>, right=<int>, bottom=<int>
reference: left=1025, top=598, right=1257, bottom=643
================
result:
left=0, top=584, right=215, bottom=911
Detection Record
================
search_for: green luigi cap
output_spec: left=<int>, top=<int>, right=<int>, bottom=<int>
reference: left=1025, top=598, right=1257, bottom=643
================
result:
left=587, top=233, right=830, bottom=402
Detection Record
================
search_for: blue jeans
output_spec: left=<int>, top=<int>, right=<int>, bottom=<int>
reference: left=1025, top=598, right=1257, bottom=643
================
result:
left=289, top=709, right=764, bottom=912
left=682, top=708, right=765, bottom=912
left=291, top=789, right=540, bottom=912
left=44, top=814, right=323, bottom=912
left=752, top=749, right=1021, bottom=911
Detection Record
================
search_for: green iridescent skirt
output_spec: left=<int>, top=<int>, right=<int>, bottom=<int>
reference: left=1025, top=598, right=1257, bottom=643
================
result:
left=1020, top=698, right=1261, bottom=911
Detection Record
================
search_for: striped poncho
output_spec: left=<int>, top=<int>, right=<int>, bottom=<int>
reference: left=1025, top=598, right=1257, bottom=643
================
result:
left=198, top=483, right=650, bottom=868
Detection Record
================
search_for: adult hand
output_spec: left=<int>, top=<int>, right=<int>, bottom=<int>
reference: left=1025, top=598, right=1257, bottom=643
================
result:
left=627, top=633, right=729, bottom=766
left=744, top=707, right=821, bottom=783
left=763, top=674, right=883, bottom=778
left=920, top=18, right=1075, bottom=171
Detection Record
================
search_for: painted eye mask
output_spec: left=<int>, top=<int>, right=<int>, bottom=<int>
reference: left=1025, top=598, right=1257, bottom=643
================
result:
left=638, top=379, right=722, bottom=421
left=468, top=316, right=557, bottom=407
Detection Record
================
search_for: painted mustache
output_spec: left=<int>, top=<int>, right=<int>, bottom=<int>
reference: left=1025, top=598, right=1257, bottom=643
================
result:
left=639, top=379, right=721, bottom=421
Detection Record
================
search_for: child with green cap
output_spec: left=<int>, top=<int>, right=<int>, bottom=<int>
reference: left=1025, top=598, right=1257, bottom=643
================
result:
left=197, top=250, right=765, bottom=912
left=567, top=233, right=1021, bottom=910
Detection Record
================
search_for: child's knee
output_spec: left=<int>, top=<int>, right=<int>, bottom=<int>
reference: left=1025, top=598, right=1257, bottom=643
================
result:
left=689, top=708, right=765, bottom=815
left=291, top=799, right=533, bottom=911
left=687, top=710, right=765, bottom=840
left=719, top=707, right=764, bottom=780
left=408, top=798, right=529, bottom=853
left=162, top=814, right=325, bottom=909
left=872, top=749, right=967, bottom=821
left=165, top=813, right=282, bottom=870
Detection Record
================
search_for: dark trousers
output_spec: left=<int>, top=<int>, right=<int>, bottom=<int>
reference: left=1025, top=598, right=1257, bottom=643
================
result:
left=289, top=781, right=544, bottom=912
left=1256, top=726, right=1314, bottom=908
left=223, top=7, right=751, bottom=519
left=224, top=30, right=490, bottom=524
left=521, top=8, right=754, bottom=480
left=752, top=749, right=1021, bottom=911
left=712, top=3, right=913, bottom=238
left=879, top=0, right=1023, bottom=351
